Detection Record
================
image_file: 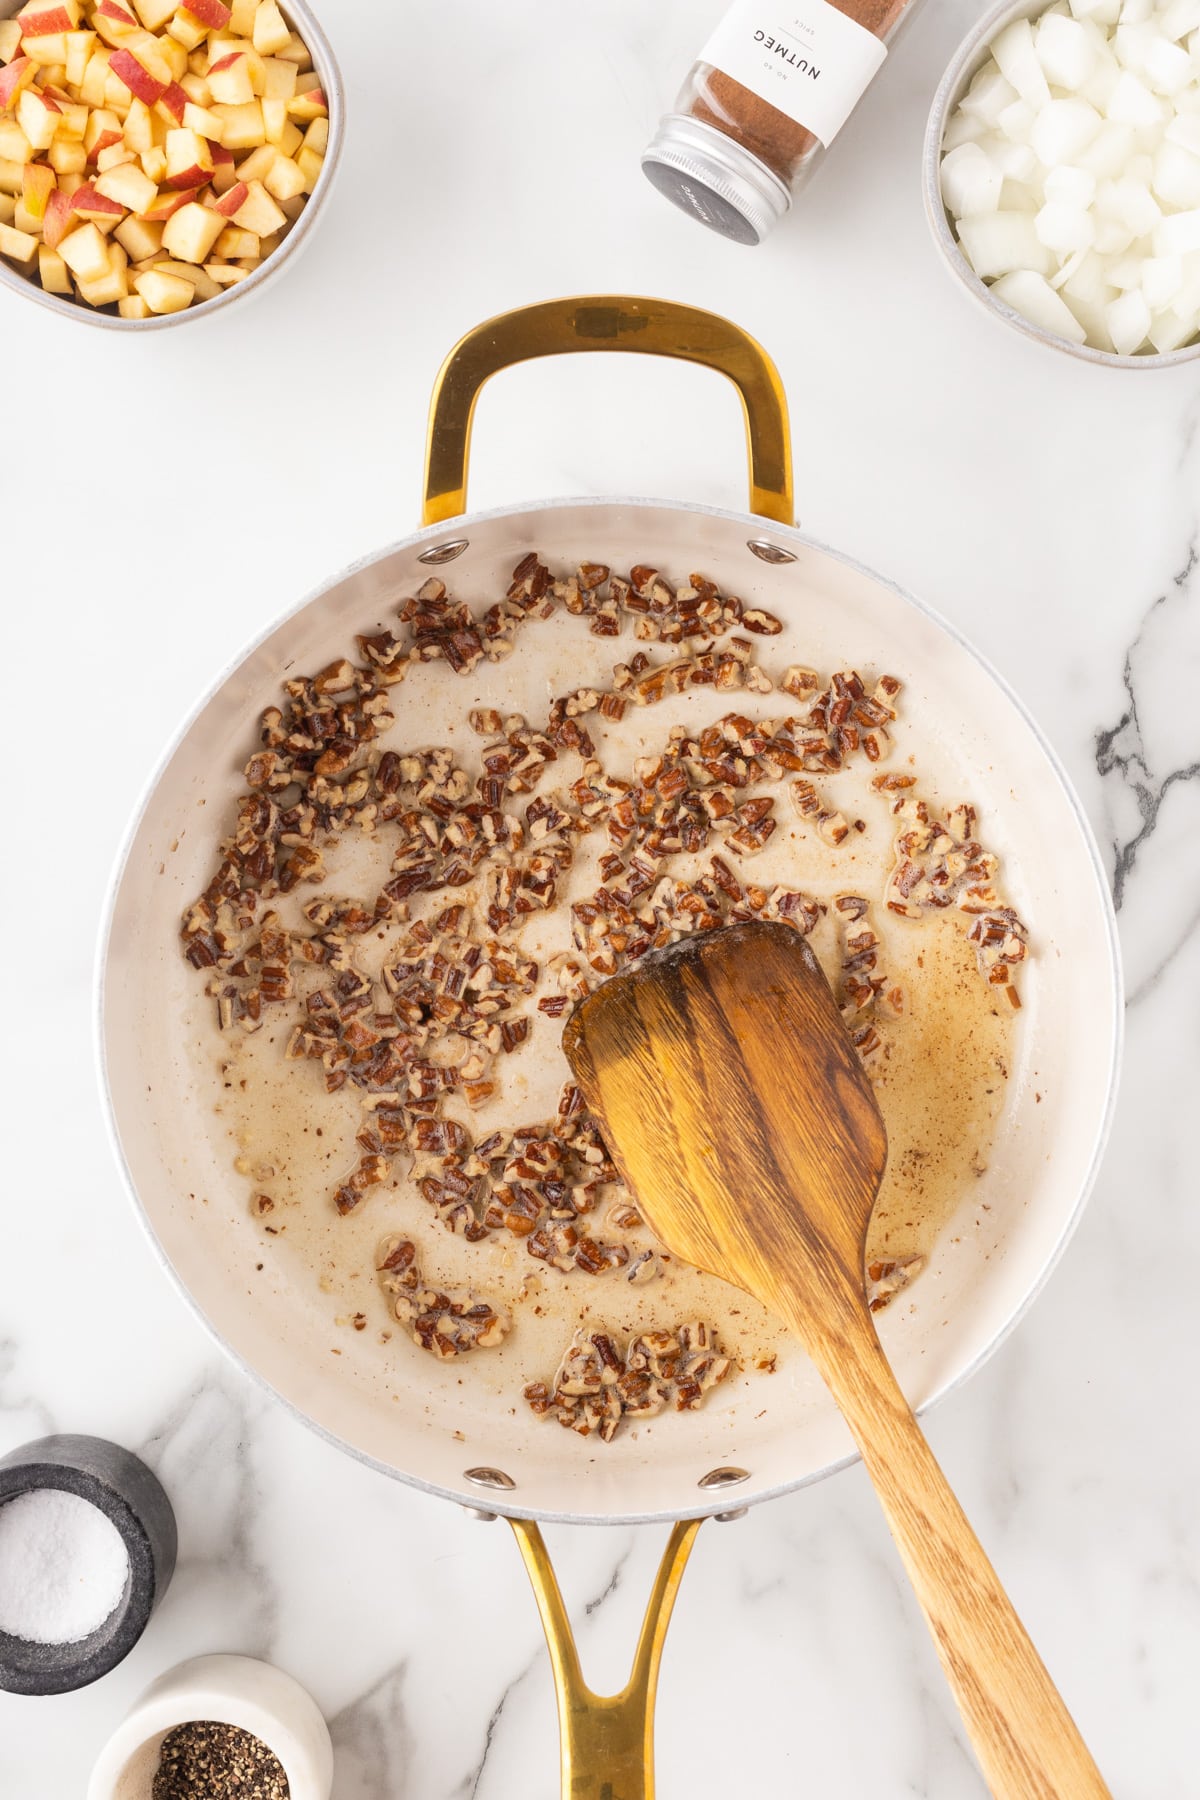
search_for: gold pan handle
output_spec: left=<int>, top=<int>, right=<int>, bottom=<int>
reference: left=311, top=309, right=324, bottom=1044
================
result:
left=422, top=296, right=793, bottom=528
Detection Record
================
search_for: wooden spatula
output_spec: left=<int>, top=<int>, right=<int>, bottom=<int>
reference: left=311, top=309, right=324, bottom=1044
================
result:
left=563, top=919, right=1109, bottom=1800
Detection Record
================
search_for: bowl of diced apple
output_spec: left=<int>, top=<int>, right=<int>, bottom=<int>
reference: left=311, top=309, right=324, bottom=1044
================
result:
left=0, top=0, right=342, bottom=326
left=924, top=0, right=1200, bottom=365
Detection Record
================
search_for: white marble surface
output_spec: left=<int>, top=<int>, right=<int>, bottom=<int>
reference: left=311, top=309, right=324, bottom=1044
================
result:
left=2, top=0, right=1197, bottom=1793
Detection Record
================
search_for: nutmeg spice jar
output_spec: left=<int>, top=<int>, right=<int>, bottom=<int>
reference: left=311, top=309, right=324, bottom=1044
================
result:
left=643, top=0, right=924, bottom=244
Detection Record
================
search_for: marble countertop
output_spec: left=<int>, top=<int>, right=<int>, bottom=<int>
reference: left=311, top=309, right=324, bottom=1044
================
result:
left=2, top=0, right=1197, bottom=1792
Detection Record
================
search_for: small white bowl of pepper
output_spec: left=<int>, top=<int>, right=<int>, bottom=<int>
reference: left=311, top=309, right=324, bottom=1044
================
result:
left=86, top=1653, right=333, bottom=1800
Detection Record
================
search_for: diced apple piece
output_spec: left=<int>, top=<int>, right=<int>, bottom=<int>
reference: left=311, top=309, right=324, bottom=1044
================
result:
left=227, top=0, right=256, bottom=34
left=114, top=210, right=161, bottom=258
left=212, top=220, right=254, bottom=255
left=118, top=291, right=149, bottom=315
left=134, top=265, right=191, bottom=309
left=109, top=45, right=165, bottom=103
left=95, top=0, right=138, bottom=22
left=0, top=55, right=36, bottom=110
left=183, top=100, right=225, bottom=141
left=179, top=71, right=209, bottom=103
left=294, top=69, right=320, bottom=92
left=232, top=140, right=273, bottom=182
left=213, top=96, right=262, bottom=146
left=160, top=193, right=221, bottom=260
left=95, top=139, right=133, bottom=170
left=83, top=102, right=120, bottom=154
left=51, top=95, right=87, bottom=133
left=63, top=27, right=94, bottom=85
left=58, top=217, right=109, bottom=276
left=0, top=20, right=24, bottom=62
left=212, top=175, right=245, bottom=213
left=78, top=49, right=111, bottom=106
left=0, top=118, right=32, bottom=160
left=295, top=141, right=321, bottom=192
left=139, top=144, right=166, bottom=181
left=139, top=181, right=191, bottom=218
left=0, top=217, right=38, bottom=260
left=0, top=190, right=14, bottom=221
left=17, top=0, right=82, bottom=38
left=155, top=79, right=188, bottom=123
left=203, top=259, right=244, bottom=284
left=206, top=50, right=253, bottom=105
left=229, top=172, right=281, bottom=233
left=57, top=167, right=84, bottom=193
left=17, top=87, right=61, bottom=151
left=77, top=239, right=129, bottom=303
left=152, top=253, right=218, bottom=296
left=167, top=11, right=208, bottom=50
left=156, top=33, right=187, bottom=80
left=22, top=34, right=71, bottom=70
left=251, top=0, right=290, bottom=56
left=259, top=55, right=295, bottom=100
left=130, top=0, right=178, bottom=29
left=46, top=133, right=83, bottom=173
left=208, top=139, right=237, bottom=190
left=261, top=149, right=303, bottom=201
left=96, top=156, right=156, bottom=209
left=0, top=156, right=25, bottom=192
left=122, top=94, right=153, bottom=150
left=21, top=157, right=54, bottom=218
left=38, top=241, right=70, bottom=289
left=41, top=180, right=72, bottom=243
left=164, top=123, right=211, bottom=185
left=286, top=85, right=325, bottom=123
left=72, top=175, right=124, bottom=212
left=183, top=0, right=232, bottom=27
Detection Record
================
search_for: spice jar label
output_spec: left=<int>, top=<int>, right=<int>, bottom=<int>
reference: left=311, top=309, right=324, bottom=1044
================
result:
left=697, top=0, right=888, bottom=146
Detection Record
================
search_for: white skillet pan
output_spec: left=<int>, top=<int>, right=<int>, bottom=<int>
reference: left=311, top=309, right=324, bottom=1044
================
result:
left=99, top=296, right=1122, bottom=1797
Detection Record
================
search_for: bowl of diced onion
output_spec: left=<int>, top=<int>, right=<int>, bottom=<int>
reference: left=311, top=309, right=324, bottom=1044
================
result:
left=924, top=0, right=1200, bottom=365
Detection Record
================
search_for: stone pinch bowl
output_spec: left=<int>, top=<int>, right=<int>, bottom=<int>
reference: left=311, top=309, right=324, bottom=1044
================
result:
left=0, top=1433, right=177, bottom=1697
left=922, top=0, right=1200, bottom=368
left=0, top=0, right=344, bottom=332
left=87, top=1654, right=334, bottom=1800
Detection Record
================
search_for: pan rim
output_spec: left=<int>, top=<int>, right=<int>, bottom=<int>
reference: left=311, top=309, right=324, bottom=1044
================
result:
left=94, top=493, right=1124, bottom=1525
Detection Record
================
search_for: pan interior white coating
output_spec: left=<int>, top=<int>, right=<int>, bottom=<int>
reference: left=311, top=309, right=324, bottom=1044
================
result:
left=100, top=498, right=1121, bottom=1524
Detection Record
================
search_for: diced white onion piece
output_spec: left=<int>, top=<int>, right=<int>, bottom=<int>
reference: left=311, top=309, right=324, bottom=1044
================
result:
left=992, top=18, right=1053, bottom=104
left=991, top=268, right=1090, bottom=339
left=1065, top=293, right=1117, bottom=346
left=982, top=131, right=1039, bottom=179
left=957, top=210, right=1055, bottom=277
left=1153, top=139, right=1200, bottom=202
left=998, top=97, right=1038, bottom=142
left=1144, top=34, right=1193, bottom=92
left=941, top=141, right=1005, bottom=215
left=1095, top=174, right=1162, bottom=232
left=1147, top=306, right=1198, bottom=349
left=1166, top=111, right=1200, bottom=153
left=1106, top=69, right=1167, bottom=125
left=1093, top=216, right=1137, bottom=251
left=1078, top=120, right=1137, bottom=174
left=1169, top=249, right=1200, bottom=312
left=1081, top=46, right=1122, bottom=108
left=1113, top=23, right=1154, bottom=72
left=1106, top=286, right=1152, bottom=349
left=1105, top=250, right=1148, bottom=286
left=1159, top=0, right=1200, bottom=43
left=1119, top=0, right=1154, bottom=23
left=1032, top=96, right=1104, bottom=162
left=1035, top=198, right=1096, bottom=248
left=1155, top=205, right=1200, bottom=249
left=1045, top=163, right=1098, bottom=205
left=1049, top=244, right=1090, bottom=287
left=1037, top=13, right=1096, bottom=87
left=1069, top=0, right=1121, bottom=23
left=962, top=67, right=1020, bottom=126
left=1061, top=246, right=1119, bottom=301
left=943, top=109, right=988, bottom=150
left=1140, top=251, right=1184, bottom=304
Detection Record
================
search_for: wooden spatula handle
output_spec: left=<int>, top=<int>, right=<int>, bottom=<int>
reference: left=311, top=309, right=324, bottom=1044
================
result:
left=801, top=1299, right=1111, bottom=1799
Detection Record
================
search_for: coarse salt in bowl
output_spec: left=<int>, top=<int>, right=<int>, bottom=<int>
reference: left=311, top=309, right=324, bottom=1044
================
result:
left=923, top=0, right=1200, bottom=366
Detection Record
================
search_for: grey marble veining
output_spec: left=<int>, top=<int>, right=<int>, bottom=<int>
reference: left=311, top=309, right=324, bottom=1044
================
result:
left=2, top=0, right=1198, bottom=1793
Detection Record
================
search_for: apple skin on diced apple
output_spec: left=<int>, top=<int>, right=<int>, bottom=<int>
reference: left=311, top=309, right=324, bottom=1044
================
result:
left=212, top=176, right=245, bottom=214
left=41, top=180, right=73, bottom=244
left=0, top=57, right=36, bottom=110
left=21, top=157, right=54, bottom=218
left=17, top=1, right=82, bottom=40
left=164, top=123, right=212, bottom=187
left=71, top=178, right=125, bottom=224
left=182, top=0, right=231, bottom=28
left=229, top=172, right=282, bottom=235
left=286, top=87, right=325, bottom=124
left=138, top=182, right=193, bottom=219
left=109, top=47, right=165, bottom=104
left=206, top=51, right=253, bottom=106
left=96, top=0, right=138, bottom=25
left=154, top=79, right=188, bottom=124
left=160, top=194, right=222, bottom=261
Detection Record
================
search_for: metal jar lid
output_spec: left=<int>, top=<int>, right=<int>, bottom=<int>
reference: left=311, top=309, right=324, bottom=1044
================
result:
left=641, top=114, right=792, bottom=245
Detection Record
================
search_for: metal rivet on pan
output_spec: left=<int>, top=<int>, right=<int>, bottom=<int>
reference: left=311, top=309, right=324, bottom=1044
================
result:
left=462, top=1506, right=500, bottom=1523
left=464, top=1466, right=516, bottom=1490
left=418, top=537, right=470, bottom=565
left=714, top=1506, right=750, bottom=1523
left=746, top=538, right=798, bottom=565
left=697, top=1466, right=750, bottom=1490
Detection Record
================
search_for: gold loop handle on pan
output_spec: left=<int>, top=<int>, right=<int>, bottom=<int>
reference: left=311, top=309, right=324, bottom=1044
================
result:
left=421, top=296, right=794, bottom=527
left=509, top=1517, right=702, bottom=1800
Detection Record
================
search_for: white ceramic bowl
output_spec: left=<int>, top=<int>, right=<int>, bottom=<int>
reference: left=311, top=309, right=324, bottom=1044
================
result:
left=923, top=0, right=1200, bottom=369
left=0, top=0, right=344, bottom=332
left=87, top=1653, right=333, bottom=1800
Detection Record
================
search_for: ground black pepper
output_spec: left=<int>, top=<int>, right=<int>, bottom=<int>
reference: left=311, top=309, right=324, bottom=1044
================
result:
left=152, top=1721, right=290, bottom=1800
